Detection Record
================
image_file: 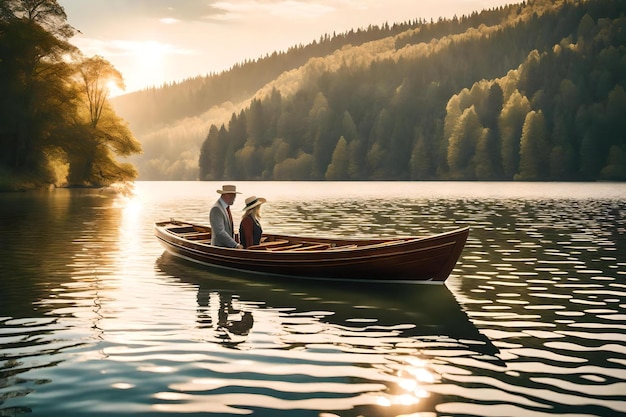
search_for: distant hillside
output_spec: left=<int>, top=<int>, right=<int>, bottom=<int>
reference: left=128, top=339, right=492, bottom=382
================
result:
left=200, top=0, right=626, bottom=181
left=110, top=22, right=423, bottom=180
left=115, top=0, right=626, bottom=181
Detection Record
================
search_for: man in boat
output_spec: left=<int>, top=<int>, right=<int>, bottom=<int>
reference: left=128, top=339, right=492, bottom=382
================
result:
left=210, top=185, right=243, bottom=249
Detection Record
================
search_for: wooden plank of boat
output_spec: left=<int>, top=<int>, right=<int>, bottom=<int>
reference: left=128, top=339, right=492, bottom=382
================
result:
left=154, top=219, right=469, bottom=283
left=248, top=240, right=291, bottom=249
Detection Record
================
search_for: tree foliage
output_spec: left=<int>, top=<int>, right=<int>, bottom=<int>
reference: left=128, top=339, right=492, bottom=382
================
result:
left=0, top=0, right=140, bottom=190
left=193, top=0, right=626, bottom=181
left=325, top=136, right=349, bottom=180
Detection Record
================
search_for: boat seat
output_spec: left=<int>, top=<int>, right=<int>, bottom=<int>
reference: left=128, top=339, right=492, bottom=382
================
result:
left=167, top=224, right=196, bottom=231
left=365, top=240, right=405, bottom=248
left=326, top=244, right=358, bottom=250
left=246, top=240, right=290, bottom=250
left=291, top=243, right=331, bottom=251
left=267, top=244, right=303, bottom=251
left=185, top=233, right=212, bottom=240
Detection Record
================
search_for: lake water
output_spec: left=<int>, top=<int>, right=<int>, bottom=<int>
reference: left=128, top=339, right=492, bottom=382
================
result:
left=1, top=181, right=625, bottom=417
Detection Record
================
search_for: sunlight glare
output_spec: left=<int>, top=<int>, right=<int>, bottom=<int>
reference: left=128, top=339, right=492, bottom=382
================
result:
left=398, top=378, right=418, bottom=391
left=112, top=382, right=135, bottom=390
left=137, top=365, right=176, bottom=374
left=375, top=395, right=392, bottom=407
left=121, top=196, right=143, bottom=219
left=403, top=357, right=436, bottom=383
left=129, top=41, right=169, bottom=90
left=408, top=367, right=435, bottom=384
left=397, top=393, right=420, bottom=405
left=383, top=357, right=436, bottom=407
left=107, top=80, right=125, bottom=98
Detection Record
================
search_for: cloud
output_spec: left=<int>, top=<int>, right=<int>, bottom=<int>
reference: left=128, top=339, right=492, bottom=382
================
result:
left=160, top=18, right=180, bottom=25
left=78, top=0, right=228, bottom=23
left=212, top=1, right=335, bottom=20
left=61, top=0, right=367, bottom=27
left=72, top=37, right=196, bottom=58
left=142, top=0, right=227, bottom=22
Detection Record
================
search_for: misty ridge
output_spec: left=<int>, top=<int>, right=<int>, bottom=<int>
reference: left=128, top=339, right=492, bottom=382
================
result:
left=111, top=0, right=626, bottom=182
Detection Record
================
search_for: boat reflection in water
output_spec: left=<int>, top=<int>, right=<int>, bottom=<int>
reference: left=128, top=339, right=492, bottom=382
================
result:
left=155, top=253, right=499, bottom=416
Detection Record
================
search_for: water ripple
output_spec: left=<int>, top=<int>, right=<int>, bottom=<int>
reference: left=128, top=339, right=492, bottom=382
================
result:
left=1, top=182, right=625, bottom=416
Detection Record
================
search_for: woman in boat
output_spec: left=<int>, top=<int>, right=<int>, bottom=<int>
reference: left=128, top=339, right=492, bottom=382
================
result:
left=239, top=196, right=267, bottom=248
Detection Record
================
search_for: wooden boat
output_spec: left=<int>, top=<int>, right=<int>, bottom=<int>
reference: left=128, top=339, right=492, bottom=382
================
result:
left=154, top=219, right=469, bottom=283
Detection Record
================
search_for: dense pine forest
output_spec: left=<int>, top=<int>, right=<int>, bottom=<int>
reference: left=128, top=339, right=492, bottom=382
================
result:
left=193, top=0, right=626, bottom=181
left=0, top=0, right=141, bottom=191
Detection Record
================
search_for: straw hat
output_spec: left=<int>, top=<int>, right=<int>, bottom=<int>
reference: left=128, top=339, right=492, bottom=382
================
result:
left=216, top=184, right=241, bottom=194
left=242, top=196, right=266, bottom=211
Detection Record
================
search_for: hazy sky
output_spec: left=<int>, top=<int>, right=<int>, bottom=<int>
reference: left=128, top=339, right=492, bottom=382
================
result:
left=58, top=0, right=517, bottom=94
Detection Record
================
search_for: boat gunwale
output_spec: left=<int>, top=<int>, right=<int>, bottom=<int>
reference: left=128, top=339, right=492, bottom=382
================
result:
left=155, top=220, right=468, bottom=253
left=155, top=223, right=468, bottom=257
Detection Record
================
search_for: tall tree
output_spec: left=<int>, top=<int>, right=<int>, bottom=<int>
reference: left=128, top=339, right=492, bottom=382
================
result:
left=309, top=93, right=332, bottom=178
left=601, top=145, right=626, bottom=180
left=499, top=90, right=531, bottom=178
left=78, top=55, right=124, bottom=128
left=474, top=128, right=499, bottom=179
left=0, top=0, right=141, bottom=188
left=66, top=54, right=139, bottom=186
left=478, top=82, right=504, bottom=131
left=0, top=0, right=77, bottom=177
left=199, top=125, right=221, bottom=180
left=347, top=139, right=364, bottom=179
left=517, top=110, right=548, bottom=180
left=341, top=110, right=358, bottom=142
left=409, top=128, right=433, bottom=180
left=448, top=106, right=482, bottom=179
left=1, top=0, right=74, bottom=36
left=325, top=136, right=349, bottom=180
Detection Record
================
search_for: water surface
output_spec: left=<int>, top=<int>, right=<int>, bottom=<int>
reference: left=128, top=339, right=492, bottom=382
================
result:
left=1, top=181, right=625, bottom=416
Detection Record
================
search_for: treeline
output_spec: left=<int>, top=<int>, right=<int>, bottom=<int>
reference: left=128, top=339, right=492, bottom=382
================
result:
left=0, top=0, right=141, bottom=190
left=199, top=0, right=626, bottom=181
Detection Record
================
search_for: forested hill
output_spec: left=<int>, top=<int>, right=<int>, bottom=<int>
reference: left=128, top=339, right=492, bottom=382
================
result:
left=111, top=21, right=422, bottom=134
left=117, top=0, right=626, bottom=181
left=110, top=19, right=430, bottom=180
left=199, top=0, right=626, bottom=181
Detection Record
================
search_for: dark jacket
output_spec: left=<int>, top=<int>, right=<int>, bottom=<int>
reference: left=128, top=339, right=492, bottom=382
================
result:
left=239, top=215, right=262, bottom=248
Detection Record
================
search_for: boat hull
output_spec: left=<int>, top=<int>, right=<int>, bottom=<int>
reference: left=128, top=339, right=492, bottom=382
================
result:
left=154, top=220, right=469, bottom=282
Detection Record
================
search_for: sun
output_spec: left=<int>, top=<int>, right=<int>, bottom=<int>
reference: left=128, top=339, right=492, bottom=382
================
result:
left=134, top=41, right=166, bottom=88
left=106, top=40, right=170, bottom=94
left=107, top=80, right=125, bottom=98
left=137, top=41, right=165, bottom=68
